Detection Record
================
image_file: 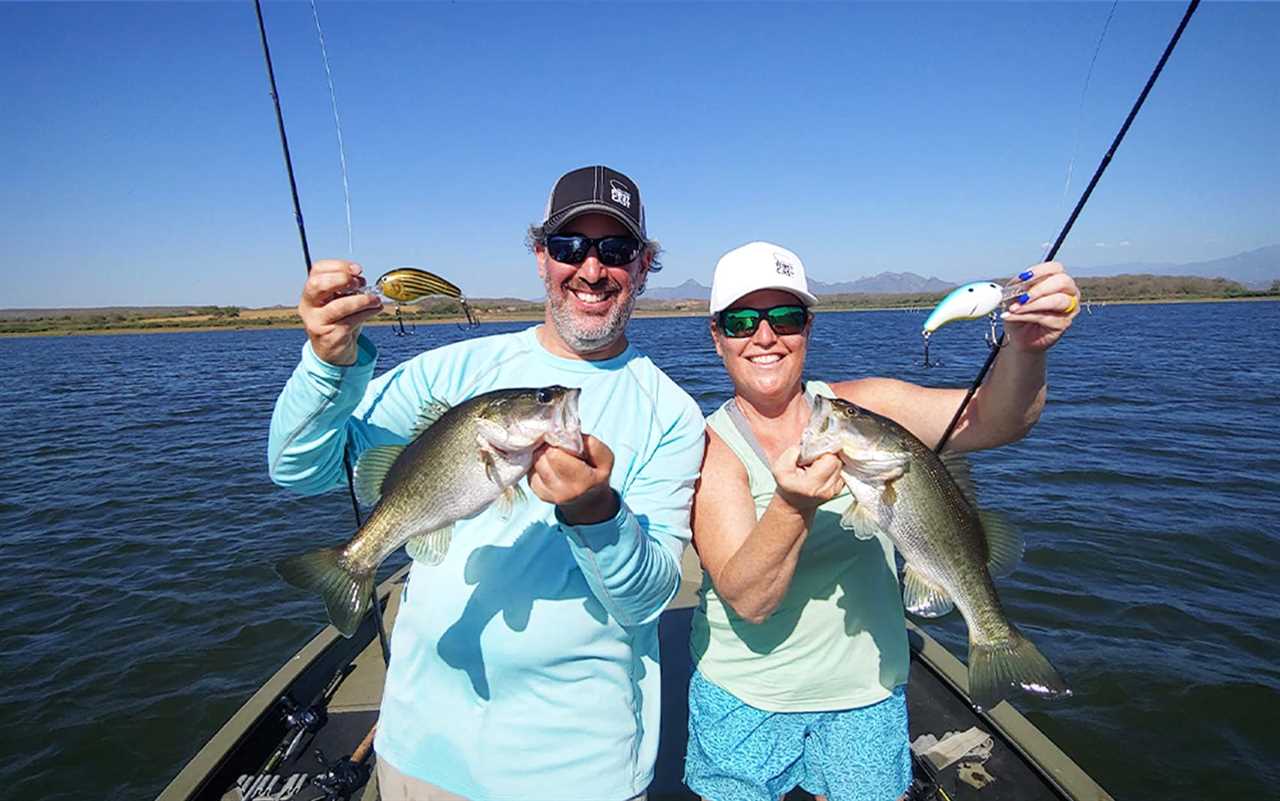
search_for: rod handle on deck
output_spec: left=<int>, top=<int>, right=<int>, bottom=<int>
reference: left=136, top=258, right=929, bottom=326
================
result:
left=352, top=723, right=377, bottom=764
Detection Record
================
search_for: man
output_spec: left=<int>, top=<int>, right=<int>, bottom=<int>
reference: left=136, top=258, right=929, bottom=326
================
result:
left=268, top=166, right=705, bottom=801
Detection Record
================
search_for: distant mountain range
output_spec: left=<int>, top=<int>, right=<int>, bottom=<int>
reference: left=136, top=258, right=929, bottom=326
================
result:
left=643, top=279, right=712, bottom=302
left=645, top=244, right=1280, bottom=299
left=644, top=272, right=956, bottom=301
left=810, top=273, right=957, bottom=295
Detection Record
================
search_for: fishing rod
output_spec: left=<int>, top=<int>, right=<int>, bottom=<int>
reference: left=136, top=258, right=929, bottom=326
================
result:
left=252, top=0, right=392, bottom=668
left=933, top=0, right=1201, bottom=455
left=253, top=0, right=312, bottom=276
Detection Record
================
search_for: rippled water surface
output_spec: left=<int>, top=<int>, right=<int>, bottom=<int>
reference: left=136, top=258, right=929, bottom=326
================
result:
left=2, top=302, right=1278, bottom=800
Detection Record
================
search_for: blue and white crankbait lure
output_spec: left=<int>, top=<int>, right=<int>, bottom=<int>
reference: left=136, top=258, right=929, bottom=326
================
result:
left=923, top=282, right=1005, bottom=335
left=919, top=279, right=1033, bottom=367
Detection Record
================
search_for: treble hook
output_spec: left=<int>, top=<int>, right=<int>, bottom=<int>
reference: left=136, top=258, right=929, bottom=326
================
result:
left=984, top=311, right=1002, bottom=348
left=918, top=331, right=943, bottom=369
left=456, top=297, right=480, bottom=331
left=393, top=306, right=409, bottom=337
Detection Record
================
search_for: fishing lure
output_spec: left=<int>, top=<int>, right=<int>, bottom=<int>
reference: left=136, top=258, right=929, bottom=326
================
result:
left=371, top=267, right=464, bottom=303
left=341, top=267, right=478, bottom=328
left=920, top=279, right=1033, bottom=367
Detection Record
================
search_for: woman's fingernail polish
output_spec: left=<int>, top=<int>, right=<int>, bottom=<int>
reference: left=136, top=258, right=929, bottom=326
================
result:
left=1019, top=270, right=1034, bottom=281
left=1018, top=293, right=1030, bottom=304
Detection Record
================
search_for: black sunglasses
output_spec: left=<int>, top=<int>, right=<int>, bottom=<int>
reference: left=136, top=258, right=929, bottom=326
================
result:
left=546, top=234, right=642, bottom=267
left=717, top=304, right=810, bottom=338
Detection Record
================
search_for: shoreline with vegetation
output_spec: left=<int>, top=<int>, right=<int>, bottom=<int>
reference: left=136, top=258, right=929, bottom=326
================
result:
left=4, top=275, right=1277, bottom=338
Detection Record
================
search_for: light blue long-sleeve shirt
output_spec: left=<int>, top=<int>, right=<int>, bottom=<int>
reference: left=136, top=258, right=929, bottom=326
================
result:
left=267, top=326, right=705, bottom=801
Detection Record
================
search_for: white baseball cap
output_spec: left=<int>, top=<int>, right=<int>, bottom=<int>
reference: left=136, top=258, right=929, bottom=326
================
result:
left=708, top=241, right=820, bottom=315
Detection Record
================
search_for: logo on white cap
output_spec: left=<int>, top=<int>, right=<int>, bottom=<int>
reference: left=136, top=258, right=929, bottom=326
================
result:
left=774, top=253, right=795, bottom=276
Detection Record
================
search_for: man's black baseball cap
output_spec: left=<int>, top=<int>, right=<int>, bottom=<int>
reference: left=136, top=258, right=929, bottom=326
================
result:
left=542, top=165, right=647, bottom=240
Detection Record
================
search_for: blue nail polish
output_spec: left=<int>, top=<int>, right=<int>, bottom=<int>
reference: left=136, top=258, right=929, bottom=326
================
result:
left=1018, top=270, right=1034, bottom=281
left=1018, top=293, right=1030, bottom=304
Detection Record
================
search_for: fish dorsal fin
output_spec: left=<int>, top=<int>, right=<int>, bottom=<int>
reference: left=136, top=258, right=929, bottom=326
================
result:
left=902, top=564, right=955, bottom=618
left=940, top=450, right=979, bottom=508
left=353, top=445, right=406, bottom=507
left=980, top=510, right=1024, bottom=578
left=406, top=524, right=454, bottom=565
left=839, top=498, right=884, bottom=541
left=410, top=399, right=452, bottom=438
left=352, top=399, right=450, bottom=507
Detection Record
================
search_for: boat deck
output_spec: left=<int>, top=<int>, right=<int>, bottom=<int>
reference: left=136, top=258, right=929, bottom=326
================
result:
left=164, top=550, right=1111, bottom=801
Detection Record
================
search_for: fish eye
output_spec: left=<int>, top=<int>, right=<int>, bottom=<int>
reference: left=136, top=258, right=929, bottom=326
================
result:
left=536, top=388, right=553, bottom=403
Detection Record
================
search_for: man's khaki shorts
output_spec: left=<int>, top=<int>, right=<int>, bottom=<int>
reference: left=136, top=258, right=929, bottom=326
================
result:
left=375, top=756, right=647, bottom=801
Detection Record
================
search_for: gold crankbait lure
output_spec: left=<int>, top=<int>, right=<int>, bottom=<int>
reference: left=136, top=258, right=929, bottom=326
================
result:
left=374, top=268, right=464, bottom=304
left=342, top=267, right=478, bottom=328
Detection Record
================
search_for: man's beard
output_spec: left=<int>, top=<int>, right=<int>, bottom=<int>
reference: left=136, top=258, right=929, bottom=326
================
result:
left=545, top=276, right=638, bottom=354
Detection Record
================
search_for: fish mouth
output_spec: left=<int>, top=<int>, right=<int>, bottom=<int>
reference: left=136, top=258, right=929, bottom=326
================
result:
left=545, top=387, right=584, bottom=455
left=798, top=395, right=841, bottom=464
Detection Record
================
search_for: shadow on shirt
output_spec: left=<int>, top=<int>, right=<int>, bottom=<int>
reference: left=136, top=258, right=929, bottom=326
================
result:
left=435, top=516, right=660, bottom=700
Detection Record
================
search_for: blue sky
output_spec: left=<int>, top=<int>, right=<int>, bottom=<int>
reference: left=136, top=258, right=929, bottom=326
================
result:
left=3, top=1, right=1277, bottom=308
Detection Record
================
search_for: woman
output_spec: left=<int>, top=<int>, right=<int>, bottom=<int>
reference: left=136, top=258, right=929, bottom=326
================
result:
left=685, top=241, right=1079, bottom=801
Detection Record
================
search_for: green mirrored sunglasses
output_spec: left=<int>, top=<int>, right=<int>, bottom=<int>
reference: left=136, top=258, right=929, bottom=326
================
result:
left=717, top=304, right=810, bottom=338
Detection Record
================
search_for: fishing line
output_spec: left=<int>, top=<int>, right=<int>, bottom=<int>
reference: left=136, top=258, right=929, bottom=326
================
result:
left=933, top=0, right=1201, bottom=455
left=1060, top=0, right=1120, bottom=214
left=309, top=0, right=355, bottom=256
left=254, top=0, right=390, bottom=667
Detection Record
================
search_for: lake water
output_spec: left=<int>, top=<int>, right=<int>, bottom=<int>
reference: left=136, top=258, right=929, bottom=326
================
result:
left=1, top=302, right=1277, bottom=801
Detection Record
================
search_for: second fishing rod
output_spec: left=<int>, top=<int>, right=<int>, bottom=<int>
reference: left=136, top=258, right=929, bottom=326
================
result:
left=932, top=0, right=1201, bottom=455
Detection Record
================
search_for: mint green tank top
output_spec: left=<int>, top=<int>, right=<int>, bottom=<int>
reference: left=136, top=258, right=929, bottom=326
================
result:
left=689, top=380, right=910, bottom=712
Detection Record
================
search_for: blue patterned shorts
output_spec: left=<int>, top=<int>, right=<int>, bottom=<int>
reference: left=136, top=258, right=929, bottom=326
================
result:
left=684, top=671, right=911, bottom=801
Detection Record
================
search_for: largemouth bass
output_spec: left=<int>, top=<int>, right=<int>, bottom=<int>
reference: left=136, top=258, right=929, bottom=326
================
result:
left=798, top=394, right=1070, bottom=711
left=278, top=386, right=583, bottom=637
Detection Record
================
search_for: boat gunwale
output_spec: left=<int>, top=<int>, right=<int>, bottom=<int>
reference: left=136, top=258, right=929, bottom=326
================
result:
left=904, top=619, right=1114, bottom=801
left=154, top=567, right=408, bottom=801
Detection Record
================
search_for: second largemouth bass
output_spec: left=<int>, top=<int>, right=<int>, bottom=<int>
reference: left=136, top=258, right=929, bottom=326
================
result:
left=799, top=394, right=1070, bottom=711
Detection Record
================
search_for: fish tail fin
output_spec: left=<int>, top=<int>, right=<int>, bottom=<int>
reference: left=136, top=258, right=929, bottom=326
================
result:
left=276, top=546, right=374, bottom=638
left=968, top=628, right=1071, bottom=712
